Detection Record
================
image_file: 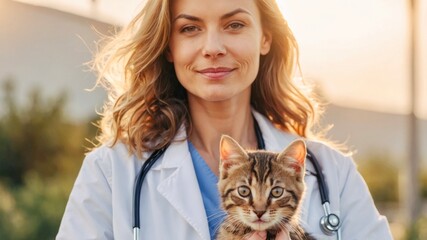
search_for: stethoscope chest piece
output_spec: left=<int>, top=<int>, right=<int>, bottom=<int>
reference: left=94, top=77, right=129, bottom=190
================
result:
left=320, top=212, right=341, bottom=235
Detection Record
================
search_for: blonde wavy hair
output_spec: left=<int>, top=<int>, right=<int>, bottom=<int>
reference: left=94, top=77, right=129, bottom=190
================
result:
left=93, top=0, right=322, bottom=155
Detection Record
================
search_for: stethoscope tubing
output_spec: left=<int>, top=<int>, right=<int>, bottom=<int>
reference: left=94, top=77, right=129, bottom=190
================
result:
left=306, top=149, right=329, bottom=204
left=132, top=146, right=167, bottom=230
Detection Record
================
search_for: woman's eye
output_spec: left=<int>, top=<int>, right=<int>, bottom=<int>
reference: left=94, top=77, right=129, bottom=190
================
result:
left=237, top=186, right=251, bottom=197
left=270, top=187, right=284, bottom=198
left=227, top=22, right=244, bottom=30
left=180, top=25, right=199, bottom=33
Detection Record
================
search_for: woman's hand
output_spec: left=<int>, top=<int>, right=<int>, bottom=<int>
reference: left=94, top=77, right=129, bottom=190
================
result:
left=245, top=230, right=290, bottom=240
left=245, top=231, right=267, bottom=240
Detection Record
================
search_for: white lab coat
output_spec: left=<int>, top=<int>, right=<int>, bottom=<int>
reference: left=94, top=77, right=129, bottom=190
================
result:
left=57, top=112, right=392, bottom=240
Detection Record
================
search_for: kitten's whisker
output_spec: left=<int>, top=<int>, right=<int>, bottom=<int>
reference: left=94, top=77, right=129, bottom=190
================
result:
left=298, top=218, right=310, bottom=226
left=207, top=211, right=227, bottom=220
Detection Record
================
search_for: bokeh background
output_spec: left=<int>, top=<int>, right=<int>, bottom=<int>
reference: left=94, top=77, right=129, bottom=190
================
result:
left=0, top=0, right=426, bottom=239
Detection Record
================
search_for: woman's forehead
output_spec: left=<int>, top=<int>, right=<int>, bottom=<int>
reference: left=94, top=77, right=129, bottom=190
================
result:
left=170, top=0, right=260, bottom=19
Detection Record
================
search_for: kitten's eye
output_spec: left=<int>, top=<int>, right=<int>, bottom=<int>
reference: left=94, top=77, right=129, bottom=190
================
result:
left=270, top=187, right=284, bottom=198
left=237, top=186, right=251, bottom=197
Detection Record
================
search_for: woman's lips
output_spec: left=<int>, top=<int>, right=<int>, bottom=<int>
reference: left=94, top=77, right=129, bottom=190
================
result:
left=197, top=67, right=235, bottom=79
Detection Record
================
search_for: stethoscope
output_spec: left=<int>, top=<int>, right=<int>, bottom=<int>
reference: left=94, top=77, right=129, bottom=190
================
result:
left=132, top=119, right=341, bottom=240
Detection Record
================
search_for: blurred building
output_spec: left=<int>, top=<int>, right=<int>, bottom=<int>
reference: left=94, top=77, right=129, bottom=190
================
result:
left=323, top=105, right=427, bottom=166
left=0, top=0, right=109, bottom=122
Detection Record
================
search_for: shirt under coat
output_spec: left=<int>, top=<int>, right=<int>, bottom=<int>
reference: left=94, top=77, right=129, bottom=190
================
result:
left=56, top=111, right=393, bottom=240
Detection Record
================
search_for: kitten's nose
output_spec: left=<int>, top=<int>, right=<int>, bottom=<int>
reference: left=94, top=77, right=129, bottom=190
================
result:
left=254, top=210, right=266, bottom=218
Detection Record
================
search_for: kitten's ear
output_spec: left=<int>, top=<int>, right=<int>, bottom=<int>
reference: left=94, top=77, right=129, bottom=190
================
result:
left=220, top=135, right=249, bottom=170
left=277, top=139, right=307, bottom=175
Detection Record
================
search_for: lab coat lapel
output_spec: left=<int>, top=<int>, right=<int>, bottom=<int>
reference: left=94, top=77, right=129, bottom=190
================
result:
left=155, top=131, right=210, bottom=240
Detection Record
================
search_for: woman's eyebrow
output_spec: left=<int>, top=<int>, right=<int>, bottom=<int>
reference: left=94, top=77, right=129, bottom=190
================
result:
left=173, top=14, right=201, bottom=23
left=172, top=8, right=251, bottom=23
left=221, top=8, right=251, bottom=20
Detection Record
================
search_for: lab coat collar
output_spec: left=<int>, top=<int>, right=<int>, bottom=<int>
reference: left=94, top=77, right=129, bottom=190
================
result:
left=155, top=111, right=309, bottom=169
left=151, top=124, right=188, bottom=170
left=152, top=111, right=317, bottom=174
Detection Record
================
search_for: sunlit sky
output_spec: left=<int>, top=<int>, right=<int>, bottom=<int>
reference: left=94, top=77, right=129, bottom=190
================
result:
left=13, top=0, right=427, bottom=118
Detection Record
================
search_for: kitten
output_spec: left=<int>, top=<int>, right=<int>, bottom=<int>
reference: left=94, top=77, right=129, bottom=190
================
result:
left=216, top=135, right=314, bottom=240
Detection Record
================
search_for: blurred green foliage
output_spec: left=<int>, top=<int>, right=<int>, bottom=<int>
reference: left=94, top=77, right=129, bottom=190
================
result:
left=0, top=79, right=97, bottom=239
left=421, top=169, right=427, bottom=200
left=357, top=153, right=427, bottom=240
left=357, top=154, right=400, bottom=202
left=358, top=153, right=427, bottom=202
left=404, top=217, right=427, bottom=240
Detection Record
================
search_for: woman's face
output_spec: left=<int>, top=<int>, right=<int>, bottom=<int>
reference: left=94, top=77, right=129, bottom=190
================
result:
left=168, top=0, right=271, bottom=103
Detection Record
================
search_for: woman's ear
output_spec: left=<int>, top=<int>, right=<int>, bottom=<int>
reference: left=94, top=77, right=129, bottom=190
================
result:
left=260, top=30, right=272, bottom=56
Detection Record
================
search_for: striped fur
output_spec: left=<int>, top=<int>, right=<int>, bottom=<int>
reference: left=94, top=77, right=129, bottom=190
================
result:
left=216, top=136, right=314, bottom=240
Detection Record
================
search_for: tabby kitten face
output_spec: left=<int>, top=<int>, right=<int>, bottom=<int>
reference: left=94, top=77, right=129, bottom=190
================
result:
left=218, top=135, right=307, bottom=232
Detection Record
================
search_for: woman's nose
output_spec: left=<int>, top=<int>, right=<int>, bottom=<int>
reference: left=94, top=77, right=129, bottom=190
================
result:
left=202, top=31, right=226, bottom=58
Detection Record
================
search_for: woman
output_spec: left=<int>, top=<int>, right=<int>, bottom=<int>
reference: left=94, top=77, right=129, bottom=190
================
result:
left=57, top=0, right=393, bottom=239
